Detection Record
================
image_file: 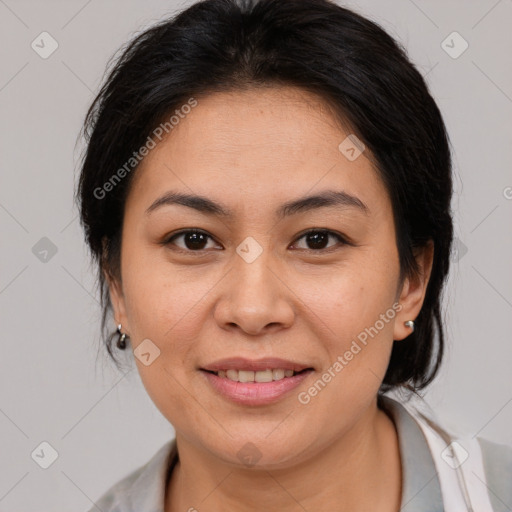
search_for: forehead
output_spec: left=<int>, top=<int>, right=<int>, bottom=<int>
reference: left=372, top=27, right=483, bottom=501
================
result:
left=156, top=86, right=351, bottom=160
left=127, top=86, right=389, bottom=217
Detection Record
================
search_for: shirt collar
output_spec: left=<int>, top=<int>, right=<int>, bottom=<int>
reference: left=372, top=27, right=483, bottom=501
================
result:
left=379, top=395, right=444, bottom=512
left=123, top=438, right=178, bottom=512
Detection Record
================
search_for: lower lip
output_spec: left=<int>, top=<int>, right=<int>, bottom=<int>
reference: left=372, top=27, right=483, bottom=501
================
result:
left=201, top=370, right=313, bottom=405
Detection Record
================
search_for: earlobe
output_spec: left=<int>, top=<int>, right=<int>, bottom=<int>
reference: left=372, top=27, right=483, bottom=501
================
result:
left=393, top=241, right=434, bottom=341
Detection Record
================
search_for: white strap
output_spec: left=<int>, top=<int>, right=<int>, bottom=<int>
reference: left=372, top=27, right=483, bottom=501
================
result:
left=410, top=411, right=495, bottom=511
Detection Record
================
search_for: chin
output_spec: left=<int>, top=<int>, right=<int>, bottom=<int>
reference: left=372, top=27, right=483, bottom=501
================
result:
left=206, top=436, right=308, bottom=471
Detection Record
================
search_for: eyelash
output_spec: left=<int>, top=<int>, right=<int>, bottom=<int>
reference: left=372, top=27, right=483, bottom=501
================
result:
left=162, top=228, right=350, bottom=254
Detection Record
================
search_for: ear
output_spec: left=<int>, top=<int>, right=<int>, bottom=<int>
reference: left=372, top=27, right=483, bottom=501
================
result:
left=104, top=269, right=130, bottom=335
left=393, top=241, right=434, bottom=341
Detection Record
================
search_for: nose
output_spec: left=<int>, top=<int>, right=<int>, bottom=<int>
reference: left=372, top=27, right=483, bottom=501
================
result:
left=213, top=247, right=295, bottom=337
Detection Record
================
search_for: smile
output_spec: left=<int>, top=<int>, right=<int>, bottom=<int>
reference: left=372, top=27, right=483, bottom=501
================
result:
left=200, top=368, right=313, bottom=405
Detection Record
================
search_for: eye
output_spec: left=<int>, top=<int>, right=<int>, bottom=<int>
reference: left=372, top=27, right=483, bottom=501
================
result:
left=163, top=229, right=221, bottom=252
left=291, top=229, right=348, bottom=251
left=163, top=228, right=349, bottom=254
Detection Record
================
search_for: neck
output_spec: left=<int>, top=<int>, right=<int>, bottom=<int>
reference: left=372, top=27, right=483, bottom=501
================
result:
left=165, top=400, right=401, bottom=512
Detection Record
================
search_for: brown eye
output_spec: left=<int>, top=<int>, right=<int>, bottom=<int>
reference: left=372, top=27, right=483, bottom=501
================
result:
left=165, top=230, right=220, bottom=251
left=292, top=230, right=347, bottom=251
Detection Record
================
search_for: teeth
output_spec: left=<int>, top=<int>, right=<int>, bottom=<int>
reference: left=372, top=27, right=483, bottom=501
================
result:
left=238, top=370, right=254, bottom=383
left=272, top=369, right=285, bottom=380
left=255, top=369, right=273, bottom=383
left=215, top=368, right=299, bottom=382
left=226, top=369, right=238, bottom=381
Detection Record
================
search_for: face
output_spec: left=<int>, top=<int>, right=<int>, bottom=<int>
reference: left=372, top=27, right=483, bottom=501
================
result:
left=108, top=86, right=432, bottom=468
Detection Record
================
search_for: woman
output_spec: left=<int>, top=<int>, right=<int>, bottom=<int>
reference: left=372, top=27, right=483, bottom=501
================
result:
left=77, top=0, right=511, bottom=510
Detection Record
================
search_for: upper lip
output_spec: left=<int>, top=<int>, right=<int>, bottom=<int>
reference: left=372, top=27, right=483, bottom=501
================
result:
left=201, top=357, right=313, bottom=372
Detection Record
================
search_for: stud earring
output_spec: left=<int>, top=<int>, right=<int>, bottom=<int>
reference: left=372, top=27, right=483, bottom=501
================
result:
left=116, top=324, right=129, bottom=350
left=404, top=320, right=415, bottom=333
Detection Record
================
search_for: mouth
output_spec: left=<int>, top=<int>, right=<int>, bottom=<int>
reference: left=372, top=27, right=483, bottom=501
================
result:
left=199, top=358, right=314, bottom=405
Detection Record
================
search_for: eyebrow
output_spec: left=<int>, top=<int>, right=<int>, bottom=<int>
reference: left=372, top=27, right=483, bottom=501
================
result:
left=145, top=189, right=370, bottom=218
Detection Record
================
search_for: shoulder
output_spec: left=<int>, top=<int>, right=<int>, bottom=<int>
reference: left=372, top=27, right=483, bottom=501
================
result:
left=87, top=439, right=177, bottom=512
left=381, top=394, right=512, bottom=510
left=479, top=436, right=512, bottom=469
left=478, top=437, right=512, bottom=510
left=88, top=467, right=142, bottom=512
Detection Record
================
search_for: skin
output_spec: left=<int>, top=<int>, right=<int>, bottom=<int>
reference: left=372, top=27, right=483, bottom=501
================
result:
left=106, top=85, right=434, bottom=512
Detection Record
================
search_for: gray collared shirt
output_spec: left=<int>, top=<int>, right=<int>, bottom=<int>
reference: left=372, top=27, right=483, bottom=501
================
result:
left=88, top=396, right=512, bottom=512
left=380, top=395, right=444, bottom=511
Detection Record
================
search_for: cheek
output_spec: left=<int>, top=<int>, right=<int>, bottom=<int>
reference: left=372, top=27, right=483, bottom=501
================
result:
left=294, top=268, right=399, bottom=422
left=120, top=257, right=208, bottom=419
left=120, top=246, right=216, bottom=363
left=123, top=275, right=200, bottom=345
left=297, top=249, right=400, bottom=400
left=297, top=249, right=399, bottom=338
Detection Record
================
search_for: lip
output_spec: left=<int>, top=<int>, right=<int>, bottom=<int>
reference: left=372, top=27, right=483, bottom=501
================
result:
left=201, top=357, right=312, bottom=372
left=201, top=368, right=313, bottom=406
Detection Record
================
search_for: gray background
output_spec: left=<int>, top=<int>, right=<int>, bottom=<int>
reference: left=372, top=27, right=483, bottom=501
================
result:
left=0, top=0, right=511, bottom=510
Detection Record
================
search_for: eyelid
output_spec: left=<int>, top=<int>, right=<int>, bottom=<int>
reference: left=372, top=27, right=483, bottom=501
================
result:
left=162, top=228, right=350, bottom=252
